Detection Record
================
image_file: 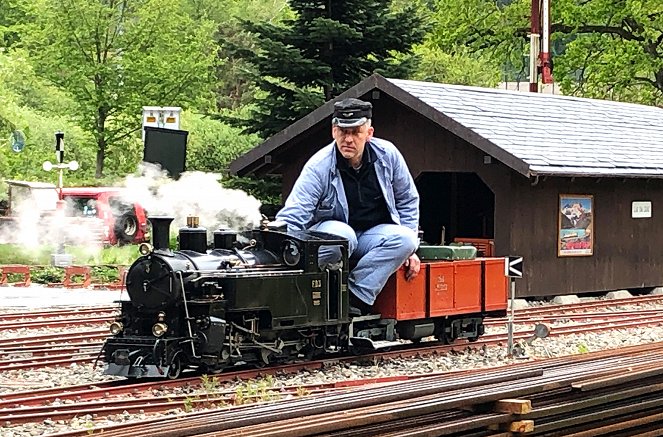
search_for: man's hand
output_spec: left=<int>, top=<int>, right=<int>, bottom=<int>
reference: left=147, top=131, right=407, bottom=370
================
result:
left=404, top=253, right=421, bottom=281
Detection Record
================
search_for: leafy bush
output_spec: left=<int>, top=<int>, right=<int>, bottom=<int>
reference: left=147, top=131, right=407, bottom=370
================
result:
left=91, top=265, right=121, bottom=283
left=30, top=265, right=64, bottom=284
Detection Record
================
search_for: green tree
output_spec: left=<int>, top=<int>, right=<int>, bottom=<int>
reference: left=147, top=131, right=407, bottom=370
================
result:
left=411, top=43, right=501, bottom=86
left=230, top=0, right=428, bottom=137
left=0, top=50, right=96, bottom=184
left=183, top=0, right=291, bottom=111
left=0, top=0, right=31, bottom=48
left=430, top=0, right=663, bottom=105
left=22, top=0, right=218, bottom=178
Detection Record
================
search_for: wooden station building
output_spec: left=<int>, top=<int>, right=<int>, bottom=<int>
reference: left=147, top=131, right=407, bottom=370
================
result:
left=230, top=74, right=663, bottom=298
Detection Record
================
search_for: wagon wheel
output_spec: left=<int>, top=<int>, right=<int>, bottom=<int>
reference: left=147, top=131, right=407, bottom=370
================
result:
left=167, top=352, right=183, bottom=379
left=438, top=333, right=456, bottom=345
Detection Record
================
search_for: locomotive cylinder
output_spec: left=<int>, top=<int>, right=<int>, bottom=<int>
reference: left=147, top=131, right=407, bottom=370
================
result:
left=149, top=216, right=174, bottom=250
left=179, top=216, right=207, bottom=253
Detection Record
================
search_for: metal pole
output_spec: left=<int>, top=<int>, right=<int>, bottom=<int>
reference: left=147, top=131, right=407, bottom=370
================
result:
left=507, top=278, right=515, bottom=356
left=58, top=168, right=64, bottom=201
left=541, top=0, right=553, bottom=84
left=529, top=0, right=541, bottom=92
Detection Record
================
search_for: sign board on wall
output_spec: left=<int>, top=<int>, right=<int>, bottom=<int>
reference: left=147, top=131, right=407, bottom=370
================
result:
left=558, top=194, right=593, bottom=257
left=631, top=201, right=652, bottom=218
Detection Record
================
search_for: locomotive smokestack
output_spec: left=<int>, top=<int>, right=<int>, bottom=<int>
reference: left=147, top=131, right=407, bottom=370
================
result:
left=149, top=216, right=174, bottom=251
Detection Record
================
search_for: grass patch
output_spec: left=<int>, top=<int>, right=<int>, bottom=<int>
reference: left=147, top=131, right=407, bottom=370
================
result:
left=0, top=244, right=138, bottom=266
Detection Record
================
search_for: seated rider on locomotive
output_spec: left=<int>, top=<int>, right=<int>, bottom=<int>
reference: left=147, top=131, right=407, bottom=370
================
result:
left=275, top=98, right=421, bottom=315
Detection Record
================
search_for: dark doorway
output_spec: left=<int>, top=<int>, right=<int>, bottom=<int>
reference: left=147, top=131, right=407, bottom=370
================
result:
left=415, top=172, right=494, bottom=245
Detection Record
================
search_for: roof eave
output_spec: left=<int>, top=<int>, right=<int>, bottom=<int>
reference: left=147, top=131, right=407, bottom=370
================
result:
left=230, top=74, right=533, bottom=178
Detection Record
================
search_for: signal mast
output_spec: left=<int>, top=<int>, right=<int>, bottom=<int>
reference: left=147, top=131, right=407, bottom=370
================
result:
left=530, top=0, right=554, bottom=92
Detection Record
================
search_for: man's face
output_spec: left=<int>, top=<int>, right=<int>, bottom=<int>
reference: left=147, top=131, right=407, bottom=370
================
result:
left=332, top=123, right=374, bottom=164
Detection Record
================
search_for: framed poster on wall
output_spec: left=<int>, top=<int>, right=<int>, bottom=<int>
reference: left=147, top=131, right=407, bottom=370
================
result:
left=558, top=194, right=593, bottom=256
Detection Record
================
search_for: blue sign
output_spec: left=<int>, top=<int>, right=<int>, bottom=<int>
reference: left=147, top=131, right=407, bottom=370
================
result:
left=11, top=131, right=25, bottom=153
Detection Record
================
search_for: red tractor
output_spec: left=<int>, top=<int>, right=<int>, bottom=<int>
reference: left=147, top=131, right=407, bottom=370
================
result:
left=61, top=187, right=150, bottom=245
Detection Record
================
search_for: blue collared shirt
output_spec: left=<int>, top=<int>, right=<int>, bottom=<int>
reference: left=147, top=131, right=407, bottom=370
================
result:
left=276, top=137, right=420, bottom=234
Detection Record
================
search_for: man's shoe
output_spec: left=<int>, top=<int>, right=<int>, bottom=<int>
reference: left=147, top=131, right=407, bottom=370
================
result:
left=349, top=294, right=372, bottom=316
left=349, top=305, right=362, bottom=317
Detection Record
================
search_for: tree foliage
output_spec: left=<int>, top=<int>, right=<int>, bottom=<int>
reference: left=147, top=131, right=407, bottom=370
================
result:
left=229, top=0, right=428, bottom=137
left=430, top=0, right=663, bottom=105
left=0, top=50, right=96, bottom=186
left=183, top=0, right=291, bottom=111
left=411, top=43, right=501, bottom=86
left=21, top=0, right=218, bottom=178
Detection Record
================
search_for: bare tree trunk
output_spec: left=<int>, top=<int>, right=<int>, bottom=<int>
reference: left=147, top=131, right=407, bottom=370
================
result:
left=95, top=140, right=105, bottom=178
left=95, top=109, right=107, bottom=178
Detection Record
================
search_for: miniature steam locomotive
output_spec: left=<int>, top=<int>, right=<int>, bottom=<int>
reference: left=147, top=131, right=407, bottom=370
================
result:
left=101, top=217, right=509, bottom=378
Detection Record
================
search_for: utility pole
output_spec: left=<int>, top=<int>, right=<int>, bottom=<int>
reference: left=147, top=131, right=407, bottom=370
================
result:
left=530, top=0, right=554, bottom=93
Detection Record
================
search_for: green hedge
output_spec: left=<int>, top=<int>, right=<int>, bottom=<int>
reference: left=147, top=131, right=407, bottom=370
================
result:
left=0, top=244, right=138, bottom=265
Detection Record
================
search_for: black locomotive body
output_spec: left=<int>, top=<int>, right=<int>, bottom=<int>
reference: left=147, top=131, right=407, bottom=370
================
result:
left=103, top=217, right=352, bottom=378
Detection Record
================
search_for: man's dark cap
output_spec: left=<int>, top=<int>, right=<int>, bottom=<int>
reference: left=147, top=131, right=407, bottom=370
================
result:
left=332, top=98, right=372, bottom=128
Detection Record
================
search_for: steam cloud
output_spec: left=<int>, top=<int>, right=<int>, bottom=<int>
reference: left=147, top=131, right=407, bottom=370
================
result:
left=123, top=163, right=263, bottom=236
left=0, top=163, right=263, bottom=257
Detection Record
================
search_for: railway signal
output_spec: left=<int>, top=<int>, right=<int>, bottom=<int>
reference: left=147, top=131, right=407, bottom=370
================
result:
left=505, top=256, right=524, bottom=356
left=42, top=131, right=79, bottom=201
left=505, top=256, right=523, bottom=278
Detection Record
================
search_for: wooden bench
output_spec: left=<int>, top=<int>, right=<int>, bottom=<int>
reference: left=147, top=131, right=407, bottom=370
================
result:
left=0, top=265, right=31, bottom=287
left=47, top=265, right=92, bottom=288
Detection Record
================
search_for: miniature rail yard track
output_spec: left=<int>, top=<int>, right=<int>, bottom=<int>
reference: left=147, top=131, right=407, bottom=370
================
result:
left=2, top=296, right=663, bottom=372
left=2, top=295, right=663, bottom=435
left=31, top=342, right=663, bottom=437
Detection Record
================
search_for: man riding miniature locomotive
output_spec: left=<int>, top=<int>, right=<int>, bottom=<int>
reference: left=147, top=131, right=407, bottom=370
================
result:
left=101, top=98, right=508, bottom=379
left=274, top=98, right=421, bottom=316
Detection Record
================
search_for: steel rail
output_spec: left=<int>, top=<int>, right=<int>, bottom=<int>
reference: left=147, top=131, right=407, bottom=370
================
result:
left=0, top=306, right=117, bottom=321
left=0, top=316, right=112, bottom=330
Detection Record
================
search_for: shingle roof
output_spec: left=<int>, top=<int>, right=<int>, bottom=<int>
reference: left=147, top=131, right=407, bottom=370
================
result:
left=389, top=78, right=663, bottom=178
left=230, top=74, right=663, bottom=178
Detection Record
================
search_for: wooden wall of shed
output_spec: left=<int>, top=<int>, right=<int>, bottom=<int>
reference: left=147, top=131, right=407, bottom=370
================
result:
left=276, top=92, right=663, bottom=298
left=508, top=176, right=663, bottom=297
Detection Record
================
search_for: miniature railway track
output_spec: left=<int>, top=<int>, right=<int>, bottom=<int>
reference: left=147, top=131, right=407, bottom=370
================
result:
left=0, top=316, right=114, bottom=331
left=40, top=342, right=663, bottom=437
left=512, top=294, right=663, bottom=315
left=1, top=310, right=662, bottom=372
left=0, top=329, right=108, bottom=348
left=2, top=312, right=663, bottom=426
left=1, top=297, right=662, bottom=434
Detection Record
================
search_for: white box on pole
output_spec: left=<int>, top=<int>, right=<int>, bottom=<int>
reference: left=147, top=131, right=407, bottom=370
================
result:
left=142, top=106, right=182, bottom=142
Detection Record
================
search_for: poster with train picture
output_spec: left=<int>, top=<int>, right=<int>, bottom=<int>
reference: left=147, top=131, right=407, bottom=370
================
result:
left=558, top=194, right=593, bottom=256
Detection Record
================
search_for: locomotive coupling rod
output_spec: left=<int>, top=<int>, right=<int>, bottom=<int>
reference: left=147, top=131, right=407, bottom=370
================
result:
left=253, top=340, right=283, bottom=354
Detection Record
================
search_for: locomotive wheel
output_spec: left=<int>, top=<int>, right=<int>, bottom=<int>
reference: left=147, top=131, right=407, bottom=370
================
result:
left=167, top=353, right=183, bottom=379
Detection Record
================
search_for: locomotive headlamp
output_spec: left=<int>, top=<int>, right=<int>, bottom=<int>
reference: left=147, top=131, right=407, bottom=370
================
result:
left=139, top=243, right=153, bottom=256
left=152, top=323, right=168, bottom=337
left=109, top=321, right=124, bottom=335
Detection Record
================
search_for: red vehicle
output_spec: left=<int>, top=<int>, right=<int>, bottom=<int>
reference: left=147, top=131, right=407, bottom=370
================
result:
left=61, top=187, right=150, bottom=245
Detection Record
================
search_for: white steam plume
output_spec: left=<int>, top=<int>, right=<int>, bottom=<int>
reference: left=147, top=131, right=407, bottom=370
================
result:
left=0, top=163, right=263, bottom=260
left=122, top=162, right=262, bottom=238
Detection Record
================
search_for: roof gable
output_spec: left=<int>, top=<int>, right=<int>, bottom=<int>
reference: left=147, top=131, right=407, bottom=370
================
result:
left=230, top=74, right=663, bottom=178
